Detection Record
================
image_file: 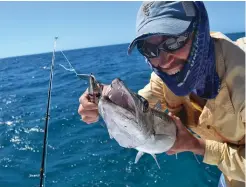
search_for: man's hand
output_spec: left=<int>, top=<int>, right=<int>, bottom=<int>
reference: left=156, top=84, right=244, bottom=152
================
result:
left=78, top=85, right=110, bottom=124
left=167, top=112, right=205, bottom=155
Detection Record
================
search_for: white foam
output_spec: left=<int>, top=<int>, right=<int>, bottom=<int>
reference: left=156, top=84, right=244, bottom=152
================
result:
left=43, top=66, right=50, bottom=70
left=6, top=121, right=13, bottom=126
left=19, top=145, right=34, bottom=151
left=23, top=126, right=44, bottom=133
left=10, top=136, right=21, bottom=143
left=6, top=100, right=12, bottom=104
left=29, top=174, right=39, bottom=178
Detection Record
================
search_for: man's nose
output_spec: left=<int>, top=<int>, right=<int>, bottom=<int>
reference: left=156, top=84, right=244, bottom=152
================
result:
left=158, top=53, right=175, bottom=68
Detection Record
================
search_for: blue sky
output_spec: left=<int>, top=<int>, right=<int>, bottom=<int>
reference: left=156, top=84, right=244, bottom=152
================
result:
left=0, top=1, right=245, bottom=58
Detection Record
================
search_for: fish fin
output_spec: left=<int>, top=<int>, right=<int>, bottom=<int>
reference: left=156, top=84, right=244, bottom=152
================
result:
left=107, top=130, right=114, bottom=139
left=135, top=151, right=145, bottom=164
left=109, top=134, right=114, bottom=139
left=175, top=153, right=178, bottom=160
left=151, top=134, right=155, bottom=141
left=153, top=100, right=162, bottom=111
left=193, top=153, right=201, bottom=164
left=99, top=122, right=106, bottom=129
left=151, top=154, right=160, bottom=169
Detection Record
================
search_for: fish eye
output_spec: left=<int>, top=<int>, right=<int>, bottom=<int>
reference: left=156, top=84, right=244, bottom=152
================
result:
left=142, top=100, right=149, bottom=112
left=140, top=95, right=149, bottom=112
left=135, top=94, right=149, bottom=112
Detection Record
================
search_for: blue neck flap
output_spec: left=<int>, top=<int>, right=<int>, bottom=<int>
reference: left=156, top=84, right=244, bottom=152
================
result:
left=147, top=2, right=220, bottom=99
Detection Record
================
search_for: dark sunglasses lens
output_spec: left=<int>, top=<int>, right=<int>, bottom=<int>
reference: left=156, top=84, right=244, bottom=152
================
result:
left=137, top=41, right=145, bottom=54
left=137, top=41, right=158, bottom=58
left=161, top=33, right=189, bottom=51
left=164, top=38, right=180, bottom=51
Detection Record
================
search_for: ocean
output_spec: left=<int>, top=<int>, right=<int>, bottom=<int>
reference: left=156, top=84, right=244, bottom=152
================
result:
left=0, top=32, right=244, bottom=187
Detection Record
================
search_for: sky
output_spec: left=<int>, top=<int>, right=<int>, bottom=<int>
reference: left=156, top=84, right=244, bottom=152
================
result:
left=0, top=1, right=245, bottom=58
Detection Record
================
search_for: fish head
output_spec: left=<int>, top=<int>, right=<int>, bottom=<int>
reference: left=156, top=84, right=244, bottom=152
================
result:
left=98, top=78, right=154, bottom=148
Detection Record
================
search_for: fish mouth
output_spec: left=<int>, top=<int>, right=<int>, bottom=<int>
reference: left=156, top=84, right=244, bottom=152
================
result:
left=102, top=78, right=136, bottom=113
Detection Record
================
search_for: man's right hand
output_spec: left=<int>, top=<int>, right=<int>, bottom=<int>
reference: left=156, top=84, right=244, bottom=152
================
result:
left=78, top=85, right=109, bottom=124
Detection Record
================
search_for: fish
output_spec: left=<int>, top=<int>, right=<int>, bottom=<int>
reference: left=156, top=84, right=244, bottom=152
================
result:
left=98, top=78, right=177, bottom=168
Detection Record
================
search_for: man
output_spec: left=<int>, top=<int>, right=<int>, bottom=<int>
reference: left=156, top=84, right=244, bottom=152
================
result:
left=78, top=1, right=245, bottom=187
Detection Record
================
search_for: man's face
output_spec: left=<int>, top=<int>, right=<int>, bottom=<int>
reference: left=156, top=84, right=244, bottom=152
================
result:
left=145, top=35, right=193, bottom=75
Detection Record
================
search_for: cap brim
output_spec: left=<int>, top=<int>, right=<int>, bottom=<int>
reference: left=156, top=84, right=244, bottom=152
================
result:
left=127, top=17, right=193, bottom=55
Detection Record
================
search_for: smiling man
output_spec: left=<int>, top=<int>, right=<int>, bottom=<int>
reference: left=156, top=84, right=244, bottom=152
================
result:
left=78, top=2, right=245, bottom=187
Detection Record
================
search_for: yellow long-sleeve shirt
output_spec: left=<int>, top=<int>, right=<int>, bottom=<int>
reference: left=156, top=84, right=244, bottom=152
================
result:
left=138, top=32, right=245, bottom=187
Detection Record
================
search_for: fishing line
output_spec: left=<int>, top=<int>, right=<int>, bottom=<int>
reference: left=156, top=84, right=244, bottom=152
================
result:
left=39, top=37, right=58, bottom=187
left=59, top=50, right=90, bottom=79
left=59, top=50, right=106, bottom=129
left=59, top=50, right=76, bottom=72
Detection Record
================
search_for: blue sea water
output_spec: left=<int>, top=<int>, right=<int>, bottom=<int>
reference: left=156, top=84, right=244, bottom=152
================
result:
left=0, top=32, right=244, bottom=187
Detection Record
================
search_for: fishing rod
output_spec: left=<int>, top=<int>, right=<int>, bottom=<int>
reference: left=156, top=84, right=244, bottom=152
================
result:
left=39, top=36, right=58, bottom=187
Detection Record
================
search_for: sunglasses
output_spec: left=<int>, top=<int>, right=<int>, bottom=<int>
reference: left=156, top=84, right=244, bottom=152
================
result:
left=137, top=32, right=191, bottom=59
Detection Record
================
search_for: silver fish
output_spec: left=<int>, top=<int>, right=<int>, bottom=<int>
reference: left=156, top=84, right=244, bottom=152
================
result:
left=98, top=78, right=177, bottom=168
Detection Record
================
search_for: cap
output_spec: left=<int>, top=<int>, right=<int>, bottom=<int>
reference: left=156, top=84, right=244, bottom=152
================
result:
left=128, top=1, right=196, bottom=55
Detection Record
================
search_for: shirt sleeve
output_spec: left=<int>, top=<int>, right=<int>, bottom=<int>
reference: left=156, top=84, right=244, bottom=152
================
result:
left=203, top=107, right=245, bottom=182
left=203, top=140, right=245, bottom=182
left=138, top=72, right=184, bottom=113
left=138, top=72, right=166, bottom=109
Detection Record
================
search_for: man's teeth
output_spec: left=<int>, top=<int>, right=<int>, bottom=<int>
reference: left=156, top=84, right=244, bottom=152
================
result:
left=169, top=69, right=181, bottom=75
left=103, top=85, right=112, bottom=97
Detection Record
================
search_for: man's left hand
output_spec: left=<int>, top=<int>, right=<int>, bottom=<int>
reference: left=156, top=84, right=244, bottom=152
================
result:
left=166, top=112, right=205, bottom=156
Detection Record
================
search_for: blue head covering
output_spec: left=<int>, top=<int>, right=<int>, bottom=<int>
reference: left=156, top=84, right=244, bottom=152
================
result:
left=128, top=1, right=221, bottom=99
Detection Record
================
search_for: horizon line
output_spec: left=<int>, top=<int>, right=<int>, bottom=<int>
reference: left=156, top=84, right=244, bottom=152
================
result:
left=1, top=31, right=245, bottom=60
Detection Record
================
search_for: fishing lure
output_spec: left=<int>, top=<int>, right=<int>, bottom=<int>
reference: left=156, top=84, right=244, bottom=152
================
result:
left=59, top=51, right=103, bottom=104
